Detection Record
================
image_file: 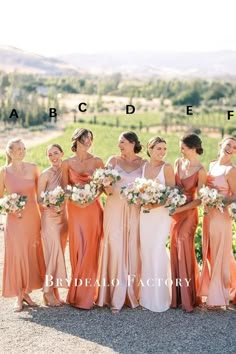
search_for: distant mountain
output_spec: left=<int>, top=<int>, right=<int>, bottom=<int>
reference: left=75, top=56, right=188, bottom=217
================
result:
left=58, top=50, right=236, bottom=78
left=0, top=46, right=80, bottom=75
left=1, top=46, right=236, bottom=78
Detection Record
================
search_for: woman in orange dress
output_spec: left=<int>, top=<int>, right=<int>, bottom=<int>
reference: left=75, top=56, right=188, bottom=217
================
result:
left=170, top=133, right=207, bottom=312
left=198, top=137, right=236, bottom=308
left=38, top=144, right=68, bottom=307
left=0, top=138, right=45, bottom=311
left=97, top=131, right=146, bottom=313
left=62, top=128, right=104, bottom=309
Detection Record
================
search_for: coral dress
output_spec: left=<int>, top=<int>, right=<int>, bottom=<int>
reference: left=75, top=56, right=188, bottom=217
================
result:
left=199, top=162, right=236, bottom=306
left=66, top=167, right=103, bottom=309
left=2, top=169, right=45, bottom=297
left=140, top=163, right=172, bottom=312
left=97, top=164, right=142, bottom=311
left=41, top=169, right=68, bottom=292
left=170, top=161, right=201, bottom=312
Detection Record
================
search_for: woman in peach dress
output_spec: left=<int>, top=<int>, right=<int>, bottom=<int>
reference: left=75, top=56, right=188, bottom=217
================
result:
left=62, top=128, right=104, bottom=309
left=97, top=131, right=145, bottom=313
left=198, top=137, right=236, bottom=308
left=0, top=138, right=45, bottom=311
left=139, top=137, right=175, bottom=312
left=38, top=144, right=68, bottom=307
left=170, top=133, right=207, bottom=312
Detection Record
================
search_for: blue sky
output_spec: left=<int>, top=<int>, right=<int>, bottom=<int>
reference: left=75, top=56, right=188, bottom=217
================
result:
left=0, top=0, right=235, bottom=56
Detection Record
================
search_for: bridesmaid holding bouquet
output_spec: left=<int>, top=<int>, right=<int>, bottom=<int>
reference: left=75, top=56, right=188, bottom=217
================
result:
left=139, top=136, right=175, bottom=312
left=38, top=144, right=68, bottom=307
left=198, top=137, right=236, bottom=308
left=170, top=133, right=207, bottom=312
left=0, top=138, right=45, bottom=311
left=62, top=128, right=104, bottom=309
left=97, top=131, right=145, bottom=313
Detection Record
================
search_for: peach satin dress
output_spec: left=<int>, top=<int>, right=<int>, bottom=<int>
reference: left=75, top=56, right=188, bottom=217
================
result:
left=41, top=169, right=68, bottom=292
left=170, top=160, right=201, bottom=312
left=97, top=163, right=142, bottom=311
left=66, top=167, right=103, bottom=309
left=2, top=169, right=45, bottom=297
left=199, top=162, right=236, bottom=306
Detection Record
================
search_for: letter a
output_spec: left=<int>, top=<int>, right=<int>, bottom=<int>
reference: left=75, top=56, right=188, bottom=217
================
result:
left=9, top=109, right=19, bottom=119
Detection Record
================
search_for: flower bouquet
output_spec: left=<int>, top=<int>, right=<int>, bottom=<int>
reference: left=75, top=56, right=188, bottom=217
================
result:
left=199, top=185, right=225, bottom=214
left=66, top=181, right=99, bottom=205
left=121, top=177, right=168, bottom=212
left=0, top=193, right=27, bottom=218
left=165, top=187, right=187, bottom=216
left=40, top=185, right=65, bottom=214
left=93, top=166, right=121, bottom=189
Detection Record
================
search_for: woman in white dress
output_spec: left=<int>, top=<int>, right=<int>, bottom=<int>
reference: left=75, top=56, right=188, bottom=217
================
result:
left=140, top=136, right=175, bottom=312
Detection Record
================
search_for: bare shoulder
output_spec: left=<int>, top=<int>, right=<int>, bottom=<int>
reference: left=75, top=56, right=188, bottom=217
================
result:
left=106, top=155, right=118, bottom=167
left=227, top=165, right=236, bottom=177
left=164, top=162, right=174, bottom=171
left=139, top=158, right=147, bottom=168
left=94, top=156, right=104, bottom=167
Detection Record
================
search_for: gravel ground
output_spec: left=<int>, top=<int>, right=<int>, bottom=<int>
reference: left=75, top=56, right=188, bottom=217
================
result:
left=0, top=227, right=236, bottom=354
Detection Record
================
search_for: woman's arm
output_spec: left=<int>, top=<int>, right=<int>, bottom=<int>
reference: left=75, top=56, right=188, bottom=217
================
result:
left=37, top=172, right=48, bottom=203
left=0, top=168, right=6, bottom=198
left=164, top=163, right=175, bottom=188
left=225, top=167, right=236, bottom=204
left=61, top=160, right=69, bottom=188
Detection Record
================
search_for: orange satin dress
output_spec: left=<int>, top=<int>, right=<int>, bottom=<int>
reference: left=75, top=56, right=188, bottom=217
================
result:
left=198, top=162, right=236, bottom=306
left=41, top=169, right=68, bottom=292
left=66, top=167, right=103, bottom=309
left=97, top=164, right=142, bottom=311
left=170, top=162, right=201, bottom=312
left=2, top=169, right=45, bottom=297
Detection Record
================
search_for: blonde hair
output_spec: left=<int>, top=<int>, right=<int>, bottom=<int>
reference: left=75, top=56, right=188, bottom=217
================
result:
left=5, top=138, right=25, bottom=165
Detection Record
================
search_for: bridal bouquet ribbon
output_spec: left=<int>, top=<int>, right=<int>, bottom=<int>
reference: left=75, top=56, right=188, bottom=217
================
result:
left=199, top=185, right=225, bottom=214
left=229, top=202, right=236, bottom=220
left=120, top=177, right=168, bottom=212
left=0, top=193, right=27, bottom=218
left=92, top=166, right=121, bottom=189
left=66, top=182, right=99, bottom=205
left=165, top=187, right=187, bottom=216
left=40, top=186, right=65, bottom=214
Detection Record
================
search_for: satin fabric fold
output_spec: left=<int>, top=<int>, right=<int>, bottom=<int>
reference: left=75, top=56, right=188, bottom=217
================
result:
left=41, top=168, right=68, bottom=292
left=170, top=164, right=201, bottom=312
left=198, top=163, right=236, bottom=306
left=66, top=168, right=103, bottom=309
left=2, top=169, right=45, bottom=297
left=97, top=164, right=142, bottom=311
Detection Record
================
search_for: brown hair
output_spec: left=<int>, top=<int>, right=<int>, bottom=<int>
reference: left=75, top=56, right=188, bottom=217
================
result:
left=181, top=133, right=203, bottom=155
left=46, top=143, right=64, bottom=154
left=5, top=138, right=25, bottom=165
left=147, top=136, right=166, bottom=157
left=121, top=131, right=142, bottom=153
left=71, top=128, right=93, bottom=152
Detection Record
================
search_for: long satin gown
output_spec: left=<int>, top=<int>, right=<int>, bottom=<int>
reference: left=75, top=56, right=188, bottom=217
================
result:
left=140, top=163, right=172, bottom=312
left=170, top=160, right=201, bottom=312
left=41, top=169, right=68, bottom=292
left=198, top=162, right=236, bottom=306
left=2, top=169, right=45, bottom=297
left=97, top=163, right=142, bottom=311
left=66, top=167, right=103, bottom=309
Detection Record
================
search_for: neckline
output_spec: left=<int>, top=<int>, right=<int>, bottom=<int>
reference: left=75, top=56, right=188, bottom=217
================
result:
left=143, top=161, right=165, bottom=179
left=69, top=166, right=93, bottom=176
left=116, top=163, right=142, bottom=174
left=178, top=169, right=201, bottom=181
left=6, top=168, right=34, bottom=181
